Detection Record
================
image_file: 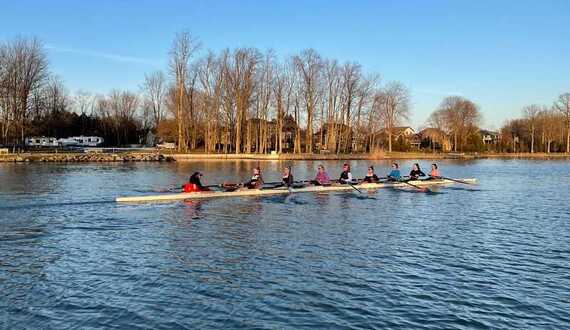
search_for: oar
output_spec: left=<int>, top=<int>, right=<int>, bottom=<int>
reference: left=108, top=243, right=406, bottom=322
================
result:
left=400, top=179, right=431, bottom=192
left=439, top=176, right=475, bottom=185
left=347, top=181, right=362, bottom=193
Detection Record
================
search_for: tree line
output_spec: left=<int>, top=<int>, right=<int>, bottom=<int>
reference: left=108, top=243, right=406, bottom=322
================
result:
left=422, top=94, right=570, bottom=153
left=0, top=34, right=411, bottom=152
left=162, top=32, right=413, bottom=153
left=1, top=34, right=569, bottom=154
left=498, top=94, right=570, bottom=153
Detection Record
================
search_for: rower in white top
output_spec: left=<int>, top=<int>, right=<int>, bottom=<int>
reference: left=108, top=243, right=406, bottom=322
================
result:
left=338, top=163, right=357, bottom=184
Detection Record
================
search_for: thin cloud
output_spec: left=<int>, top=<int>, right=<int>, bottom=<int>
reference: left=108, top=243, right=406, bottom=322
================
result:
left=415, top=88, right=463, bottom=97
left=46, top=44, right=163, bottom=66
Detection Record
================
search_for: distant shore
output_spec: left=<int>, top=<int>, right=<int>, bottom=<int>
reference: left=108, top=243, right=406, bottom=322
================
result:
left=1, top=151, right=569, bottom=163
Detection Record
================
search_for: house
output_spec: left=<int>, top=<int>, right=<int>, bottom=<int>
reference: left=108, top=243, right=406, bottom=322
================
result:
left=368, top=126, right=417, bottom=151
left=372, top=127, right=416, bottom=140
left=393, top=126, right=416, bottom=138
left=417, top=128, right=452, bottom=151
left=246, top=114, right=298, bottom=152
left=313, top=122, right=354, bottom=152
left=480, top=130, right=499, bottom=145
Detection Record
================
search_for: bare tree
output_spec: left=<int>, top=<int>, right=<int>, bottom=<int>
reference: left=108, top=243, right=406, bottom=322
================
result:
left=273, top=61, right=294, bottom=153
left=294, top=49, right=322, bottom=153
left=142, top=71, right=166, bottom=131
left=434, top=96, right=481, bottom=152
left=353, top=74, right=378, bottom=152
left=74, top=90, right=95, bottom=115
left=256, top=50, right=275, bottom=153
left=322, top=59, right=342, bottom=153
left=554, top=93, right=570, bottom=153
left=169, top=31, right=200, bottom=152
left=225, top=48, right=260, bottom=153
left=0, top=37, right=48, bottom=143
left=375, top=82, right=410, bottom=152
left=522, top=104, right=542, bottom=153
left=338, top=62, right=361, bottom=153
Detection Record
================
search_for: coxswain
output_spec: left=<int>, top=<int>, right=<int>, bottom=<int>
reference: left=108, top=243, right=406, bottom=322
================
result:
left=339, top=163, right=354, bottom=184
left=282, top=166, right=294, bottom=187
left=362, top=166, right=380, bottom=183
left=313, top=165, right=331, bottom=186
left=184, top=171, right=210, bottom=192
left=429, top=163, right=441, bottom=179
left=387, top=163, right=402, bottom=181
left=244, top=167, right=264, bottom=189
left=409, top=163, right=426, bottom=180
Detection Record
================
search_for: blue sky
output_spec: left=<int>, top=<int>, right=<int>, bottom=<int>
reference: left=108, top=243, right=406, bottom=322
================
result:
left=1, top=0, right=568, bottom=129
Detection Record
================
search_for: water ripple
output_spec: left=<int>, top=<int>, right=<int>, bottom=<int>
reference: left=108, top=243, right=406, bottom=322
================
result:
left=1, top=160, right=569, bottom=329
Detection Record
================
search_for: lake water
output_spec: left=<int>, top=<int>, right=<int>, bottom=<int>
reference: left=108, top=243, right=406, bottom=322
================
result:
left=1, top=159, right=569, bottom=329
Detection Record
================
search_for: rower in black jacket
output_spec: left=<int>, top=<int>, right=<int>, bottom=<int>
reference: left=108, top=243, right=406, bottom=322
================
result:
left=282, top=166, right=294, bottom=187
left=408, top=163, right=426, bottom=180
left=362, top=166, right=380, bottom=183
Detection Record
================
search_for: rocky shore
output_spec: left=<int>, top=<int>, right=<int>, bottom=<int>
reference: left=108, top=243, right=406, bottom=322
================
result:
left=0, top=152, right=176, bottom=162
left=1, top=151, right=568, bottom=163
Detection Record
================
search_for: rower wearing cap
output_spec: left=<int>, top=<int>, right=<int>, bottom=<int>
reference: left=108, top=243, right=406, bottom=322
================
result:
left=184, top=171, right=210, bottom=192
left=387, top=163, right=401, bottom=181
left=244, top=167, right=264, bottom=189
left=339, top=163, right=354, bottom=184
left=362, top=166, right=380, bottom=183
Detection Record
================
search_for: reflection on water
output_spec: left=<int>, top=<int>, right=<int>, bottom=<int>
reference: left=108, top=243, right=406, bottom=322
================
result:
left=1, top=159, right=569, bottom=329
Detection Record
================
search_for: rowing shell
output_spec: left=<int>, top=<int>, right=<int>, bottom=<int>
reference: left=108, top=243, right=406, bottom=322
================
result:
left=116, top=178, right=477, bottom=203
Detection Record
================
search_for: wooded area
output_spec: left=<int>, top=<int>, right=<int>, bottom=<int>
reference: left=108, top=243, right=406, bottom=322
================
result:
left=0, top=34, right=410, bottom=152
left=1, top=34, right=569, bottom=154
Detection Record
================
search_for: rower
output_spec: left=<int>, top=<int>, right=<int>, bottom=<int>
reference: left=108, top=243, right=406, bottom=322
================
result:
left=387, top=163, right=401, bottom=181
left=184, top=171, right=210, bottom=192
left=282, top=166, right=294, bottom=187
left=409, top=163, right=426, bottom=180
left=429, top=163, right=441, bottom=179
left=244, top=167, right=264, bottom=189
left=313, top=164, right=331, bottom=186
left=338, top=163, right=354, bottom=184
left=362, top=166, right=380, bottom=183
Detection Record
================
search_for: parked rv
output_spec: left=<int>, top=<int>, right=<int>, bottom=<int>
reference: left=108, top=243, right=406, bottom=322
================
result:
left=25, top=136, right=104, bottom=148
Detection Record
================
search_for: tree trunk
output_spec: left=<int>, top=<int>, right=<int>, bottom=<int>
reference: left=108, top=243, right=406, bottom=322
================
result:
left=567, top=126, right=570, bottom=153
left=530, top=126, right=535, bottom=153
left=454, top=132, right=458, bottom=152
left=177, top=84, right=185, bottom=152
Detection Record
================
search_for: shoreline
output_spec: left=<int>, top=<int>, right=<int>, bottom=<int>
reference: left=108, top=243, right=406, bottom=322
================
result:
left=1, top=151, right=569, bottom=163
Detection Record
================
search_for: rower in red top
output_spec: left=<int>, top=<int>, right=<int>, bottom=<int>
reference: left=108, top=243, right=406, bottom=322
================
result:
left=244, top=167, right=264, bottom=189
left=429, top=163, right=441, bottom=179
left=184, top=171, right=210, bottom=192
left=408, top=163, right=426, bottom=180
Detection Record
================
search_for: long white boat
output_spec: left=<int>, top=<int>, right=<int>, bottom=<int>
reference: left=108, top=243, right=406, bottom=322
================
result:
left=116, top=178, right=477, bottom=203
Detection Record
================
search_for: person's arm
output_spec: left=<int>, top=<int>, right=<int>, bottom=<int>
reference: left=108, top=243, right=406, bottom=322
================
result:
left=347, top=172, right=353, bottom=182
left=419, top=170, right=426, bottom=177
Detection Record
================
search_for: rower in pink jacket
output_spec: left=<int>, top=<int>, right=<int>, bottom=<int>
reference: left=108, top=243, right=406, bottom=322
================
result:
left=313, top=164, right=331, bottom=185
